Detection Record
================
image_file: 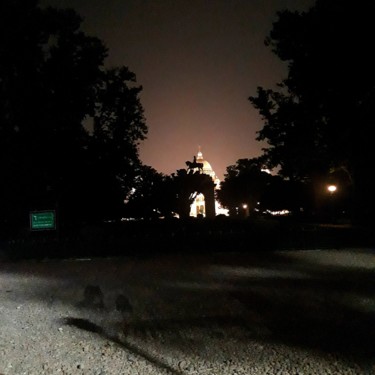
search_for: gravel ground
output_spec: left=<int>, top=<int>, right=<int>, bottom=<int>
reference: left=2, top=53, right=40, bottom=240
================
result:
left=1, top=248, right=375, bottom=374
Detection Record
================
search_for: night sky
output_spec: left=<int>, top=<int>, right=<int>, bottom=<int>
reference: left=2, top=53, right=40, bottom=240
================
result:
left=41, top=0, right=314, bottom=180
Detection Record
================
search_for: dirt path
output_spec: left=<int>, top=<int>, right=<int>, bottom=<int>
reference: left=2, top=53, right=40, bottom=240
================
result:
left=1, top=249, right=375, bottom=374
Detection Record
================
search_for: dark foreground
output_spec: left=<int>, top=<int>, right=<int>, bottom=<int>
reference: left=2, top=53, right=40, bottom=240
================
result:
left=1, top=248, right=375, bottom=374
left=2, top=217, right=374, bottom=261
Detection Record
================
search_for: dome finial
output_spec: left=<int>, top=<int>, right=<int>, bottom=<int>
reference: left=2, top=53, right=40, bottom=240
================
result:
left=197, top=145, right=203, bottom=161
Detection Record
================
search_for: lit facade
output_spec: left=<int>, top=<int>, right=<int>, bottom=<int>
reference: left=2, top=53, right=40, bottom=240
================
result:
left=189, top=150, right=229, bottom=217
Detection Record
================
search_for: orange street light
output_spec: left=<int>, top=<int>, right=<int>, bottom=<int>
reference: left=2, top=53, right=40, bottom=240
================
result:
left=327, top=185, right=337, bottom=193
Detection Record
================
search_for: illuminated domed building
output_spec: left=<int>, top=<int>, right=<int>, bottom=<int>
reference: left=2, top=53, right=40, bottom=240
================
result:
left=189, top=149, right=229, bottom=218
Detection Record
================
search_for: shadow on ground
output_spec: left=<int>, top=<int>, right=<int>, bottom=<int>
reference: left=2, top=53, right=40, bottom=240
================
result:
left=50, top=250, right=375, bottom=368
left=2, top=248, right=375, bottom=372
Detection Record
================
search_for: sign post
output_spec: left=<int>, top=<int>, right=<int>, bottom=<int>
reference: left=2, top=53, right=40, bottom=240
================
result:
left=30, top=210, right=56, bottom=231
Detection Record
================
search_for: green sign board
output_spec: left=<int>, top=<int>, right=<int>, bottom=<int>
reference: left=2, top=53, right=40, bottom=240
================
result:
left=30, top=210, right=56, bottom=230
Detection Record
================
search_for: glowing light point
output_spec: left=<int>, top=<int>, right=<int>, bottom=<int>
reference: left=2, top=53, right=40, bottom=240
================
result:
left=327, top=185, right=337, bottom=193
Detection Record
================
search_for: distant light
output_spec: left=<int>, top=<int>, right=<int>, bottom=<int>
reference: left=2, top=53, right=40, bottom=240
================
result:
left=327, top=185, right=337, bottom=193
left=242, top=204, right=248, bottom=209
left=265, top=209, right=290, bottom=216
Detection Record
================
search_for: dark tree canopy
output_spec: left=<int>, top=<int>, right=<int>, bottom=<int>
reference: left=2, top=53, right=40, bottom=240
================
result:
left=216, top=158, right=272, bottom=216
left=0, top=0, right=147, bottom=232
left=122, top=166, right=178, bottom=220
left=249, top=0, right=375, bottom=222
left=217, top=158, right=312, bottom=218
left=122, top=166, right=217, bottom=220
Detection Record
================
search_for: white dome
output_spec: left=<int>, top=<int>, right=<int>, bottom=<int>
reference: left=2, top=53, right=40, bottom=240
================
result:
left=196, top=150, right=216, bottom=180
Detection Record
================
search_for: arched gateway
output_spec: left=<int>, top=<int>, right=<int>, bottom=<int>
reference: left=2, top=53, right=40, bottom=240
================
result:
left=179, top=149, right=227, bottom=219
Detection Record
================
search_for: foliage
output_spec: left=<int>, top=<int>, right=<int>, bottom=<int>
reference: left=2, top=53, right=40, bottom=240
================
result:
left=0, top=0, right=147, bottom=231
left=85, top=67, right=147, bottom=221
left=217, top=158, right=313, bottom=218
left=249, top=0, right=375, bottom=221
left=216, top=158, right=272, bottom=216
left=122, top=166, right=178, bottom=220
left=122, top=166, right=217, bottom=220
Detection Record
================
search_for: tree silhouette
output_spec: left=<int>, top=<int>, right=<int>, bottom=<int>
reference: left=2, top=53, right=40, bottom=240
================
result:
left=84, top=67, right=147, bottom=222
left=0, top=0, right=147, bottom=233
left=249, top=0, right=375, bottom=222
left=217, top=158, right=271, bottom=216
left=122, top=166, right=175, bottom=220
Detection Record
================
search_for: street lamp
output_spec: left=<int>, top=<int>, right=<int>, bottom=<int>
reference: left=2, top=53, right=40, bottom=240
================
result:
left=327, top=185, right=337, bottom=193
left=242, top=203, right=249, bottom=217
left=326, top=184, right=337, bottom=223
